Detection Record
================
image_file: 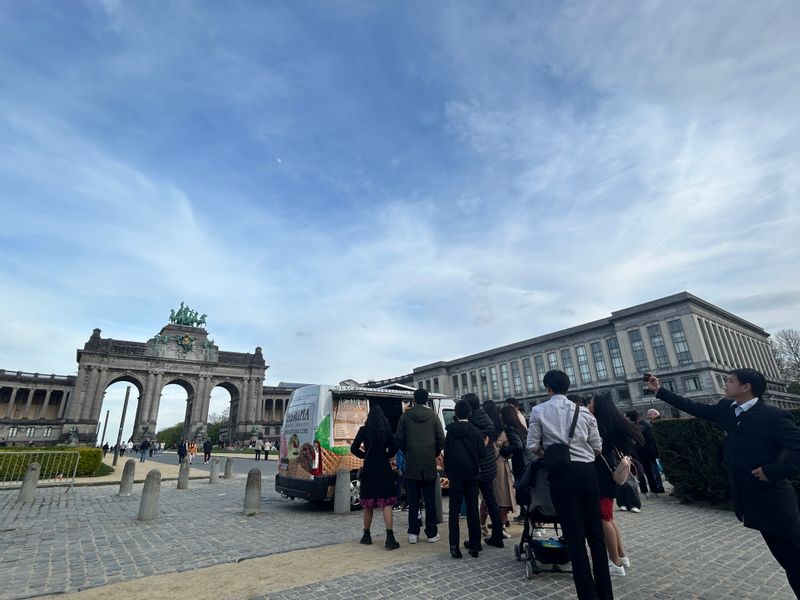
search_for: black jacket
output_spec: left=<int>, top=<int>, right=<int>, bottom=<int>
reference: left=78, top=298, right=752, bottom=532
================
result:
left=396, top=404, right=445, bottom=481
left=444, top=420, right=485, bottom=481
left=202, top=440, right=213, bottom=453
left=469, top=408, right=497, bottom=482
left=656, top=387, right=800, bottom=537
left=636, top=420, right=659, bottom=460
left=501, top=425, right=531, bottom=480
left=351, top=426, right=398, bottom=500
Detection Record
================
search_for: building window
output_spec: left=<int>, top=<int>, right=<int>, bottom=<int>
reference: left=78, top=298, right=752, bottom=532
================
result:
left=26, top=427, right=36, bottom=437
left=480, top=369, right=489, bottom=398
left=534, top=355, right=546, bottom=390
left=433, top=378, right=440, bottom=394
left=561, top=349, right=576, bottom=385
left=669, top=319, right=693, bottom=365
left=43, top=427, right=52, bottom=438
left=470, top=371, right=478, bottom=393
left=522, top=358, right=535, bottom=393
left=683, top=377, right=701, bottom=392
left=8, top=427, right=18, bottom=438
left=662, top=380, right=677, bottom=392
left=547, top=351, right=558, bottom=370
left=461, top=373, right=468, bottom=390
left=425, top=379, right=431, bottom=391
left=575, top=345, right=591, bottom=384
left=489, top=366, right=500, bottom=399
left=617, top=388, right=631, bottom=401
left=499, top=363, right=512, bottom=396
left=606, top=338, right=625, bottom=378
left=590, top=342, right=608, bottom=381
left=628, top=329, right=650, bottom=372
left=641, top=385, right=654, bottom=397
left=510, top=361, right=523, bottom=395
left=647, top=324, right=671, bottom=369
left=452, top=375, right=459, bottom=397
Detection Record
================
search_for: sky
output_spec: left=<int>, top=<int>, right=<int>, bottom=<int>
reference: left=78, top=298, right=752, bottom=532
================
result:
left=2, top=1, right=799, bottom=436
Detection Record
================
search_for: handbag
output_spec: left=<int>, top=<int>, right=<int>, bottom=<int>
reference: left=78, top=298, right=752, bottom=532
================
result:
left=543, top=404, right=581, bottom=473
left=602, top=450, right=631, bottom=486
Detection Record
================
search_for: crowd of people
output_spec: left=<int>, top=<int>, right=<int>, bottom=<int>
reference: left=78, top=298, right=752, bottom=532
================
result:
left=350, top=367, right=800, bottom=600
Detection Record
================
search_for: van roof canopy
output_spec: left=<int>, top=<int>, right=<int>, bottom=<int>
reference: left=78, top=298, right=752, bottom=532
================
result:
left=329, top=385, right=447, bottom=400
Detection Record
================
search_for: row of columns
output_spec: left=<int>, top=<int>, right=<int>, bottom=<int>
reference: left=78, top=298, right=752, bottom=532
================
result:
left=695, top=316, right=780, bottom=379
left=1, top=387, right=70, bottom=421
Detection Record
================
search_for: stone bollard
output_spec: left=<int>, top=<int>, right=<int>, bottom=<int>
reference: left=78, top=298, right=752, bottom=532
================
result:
left=243, top=468, right=262, bottom=516
left=333, top=469, right=352, bottom=514
left=434, top=475, right=443, bottom=524
left=177, top=457, right=190, bottom=490
left=224, top=458, right=234, bottom=480
left=118, top=459, right=136, bottom=496
left=209, top=458, right=220, bottom=484
left=137, top=470, right=161, bottom=521
left=17, top=462, right=41, bottom=503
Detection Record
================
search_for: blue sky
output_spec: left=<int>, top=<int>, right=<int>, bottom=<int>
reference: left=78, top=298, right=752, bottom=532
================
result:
left=2, top=1, right=799, bottom=435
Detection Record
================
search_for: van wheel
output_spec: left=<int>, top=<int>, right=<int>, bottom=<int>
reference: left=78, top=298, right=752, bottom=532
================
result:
left=349, top=474, right=361, bottom=510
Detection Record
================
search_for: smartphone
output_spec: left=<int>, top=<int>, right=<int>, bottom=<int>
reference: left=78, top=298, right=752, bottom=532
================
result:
left=642, top=373, right=653, bottom=382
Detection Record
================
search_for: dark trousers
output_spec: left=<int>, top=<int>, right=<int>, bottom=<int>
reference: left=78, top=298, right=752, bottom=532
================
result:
left=762, top=532, right=800, bottom=598
left=203, top=452, right=211, bottom=463
left=549, top=461, right=614, bottom=600
left=637, top=452, right=664, bottom=493
left=478, top=478, right=503, bottom=541
left=406, top=478, right=437, bottom=538
left=448, top=478, right=480, bottom=550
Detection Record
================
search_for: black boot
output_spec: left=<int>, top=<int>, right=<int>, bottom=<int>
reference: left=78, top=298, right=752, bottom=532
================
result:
left=360, top=529, right=372, bottom=545
left=385, top=529, right=400, bottom=550
left=450, top=545, right=463, bottom=559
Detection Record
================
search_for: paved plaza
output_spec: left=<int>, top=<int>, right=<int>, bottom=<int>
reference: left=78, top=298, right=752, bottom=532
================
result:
left=0, top=475, right=794, bottom=600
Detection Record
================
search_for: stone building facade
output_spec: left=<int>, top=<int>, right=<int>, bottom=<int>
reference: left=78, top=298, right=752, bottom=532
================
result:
left=0, top=317, right=292, bottom=446
left=412, top=292, right=799, bottom=417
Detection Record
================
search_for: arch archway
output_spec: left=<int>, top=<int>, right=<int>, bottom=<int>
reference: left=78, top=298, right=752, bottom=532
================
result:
left=207, top=383, right=235, bottom=444
left=98, top=377, right=144, bottom=446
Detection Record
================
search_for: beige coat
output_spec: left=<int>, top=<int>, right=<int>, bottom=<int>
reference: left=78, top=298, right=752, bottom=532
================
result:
left=493, top=431, right=516, bottom=509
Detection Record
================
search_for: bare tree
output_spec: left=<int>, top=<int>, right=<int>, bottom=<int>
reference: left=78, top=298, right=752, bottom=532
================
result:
left=773, top=329, right=800, bottom=383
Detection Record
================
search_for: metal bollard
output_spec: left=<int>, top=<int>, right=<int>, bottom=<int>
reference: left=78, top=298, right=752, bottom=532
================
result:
left=119, top=459, right=136, bottom=496
left=243, top=468, right=262, bottom=516
left=224, top=458, right=234, bottom=480
left=177, top=457, right=190, bottom=490
left=18, top=462, right=40, bottom=503
left=333, top=469, right=352, bottom=514
left=209, top=458, right=220, bottom=484
left=137, top=469, right=161, bottom=521
left=434, top=475, right=443, bottom=524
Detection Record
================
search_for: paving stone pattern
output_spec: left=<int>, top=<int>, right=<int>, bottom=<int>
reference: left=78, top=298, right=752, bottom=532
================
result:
left=1, top=481, right=794, bottom=600
left=0, top=479, right=361, bottom=600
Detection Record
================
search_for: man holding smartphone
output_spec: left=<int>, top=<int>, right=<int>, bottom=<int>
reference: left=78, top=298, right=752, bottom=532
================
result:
left=646, top=369, right=800, bottom=597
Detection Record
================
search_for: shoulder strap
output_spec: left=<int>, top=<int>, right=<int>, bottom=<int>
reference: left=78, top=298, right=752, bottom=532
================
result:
left=567, top=405, right=581, bottom=446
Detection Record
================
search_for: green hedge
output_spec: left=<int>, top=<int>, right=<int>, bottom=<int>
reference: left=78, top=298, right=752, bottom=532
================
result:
left=0, top=446, right=103, bottom=479
left=653, top=409, right=800, bottom=507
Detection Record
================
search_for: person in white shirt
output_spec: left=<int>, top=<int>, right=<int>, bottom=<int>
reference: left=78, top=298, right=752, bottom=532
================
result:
left=528, top=370, right=612, bottom=600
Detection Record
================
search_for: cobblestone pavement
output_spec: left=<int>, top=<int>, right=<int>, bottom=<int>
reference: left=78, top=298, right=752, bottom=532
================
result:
left=1, top=478, right=794, bottom=600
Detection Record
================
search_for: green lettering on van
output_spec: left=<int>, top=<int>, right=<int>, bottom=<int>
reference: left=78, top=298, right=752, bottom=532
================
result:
left=314, top=415, right=331, bottom=449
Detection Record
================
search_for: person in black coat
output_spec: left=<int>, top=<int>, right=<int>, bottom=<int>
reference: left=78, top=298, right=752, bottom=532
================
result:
left=648, top=369, right=800, bottom=597
left=444, top=399, right=486, bottom=558
left=464, top=393, right=504, bottom=548
left=351, top=405, right=400, bottom=550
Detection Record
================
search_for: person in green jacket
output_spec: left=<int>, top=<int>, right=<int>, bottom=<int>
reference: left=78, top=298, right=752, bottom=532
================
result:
left=395, top=388, right=445, bottom=545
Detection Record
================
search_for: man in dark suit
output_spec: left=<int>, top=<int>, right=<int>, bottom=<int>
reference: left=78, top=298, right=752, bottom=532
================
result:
left=647, top=368, right=800, bottom=596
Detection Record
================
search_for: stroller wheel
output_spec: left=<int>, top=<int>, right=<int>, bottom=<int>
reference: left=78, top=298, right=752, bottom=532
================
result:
left=525, top=559, right=534, bottom=579
left=514, top=544, right=521, bottom=562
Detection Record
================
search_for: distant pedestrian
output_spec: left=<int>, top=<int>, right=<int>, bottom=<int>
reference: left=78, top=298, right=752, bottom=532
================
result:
left=139, top=439, right=151, bottom=463
left=395, top=388, right=445, bottom=545
left=481, top=400, right=517, bottom=539
left=177, top=439, right=187, bottom=464
left=188, top=440, right=197, bottom=464
left=625, top=410, right=664, bottom=497
left=102, top=442, right=109, bottom=457
left=202, top=439, right=213, bottom=464
left=126, top=440, right=133, bottom=455
left=504, top=397, right=529, bottom=432
left=444, top=399, right=485, bottom=558
left=254, top=441, right=262, bottom=461
left=351, top=405, right=400, bottom=550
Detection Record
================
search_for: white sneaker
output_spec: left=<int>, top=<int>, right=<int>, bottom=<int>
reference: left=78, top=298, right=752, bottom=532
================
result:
left=608, top=560, right=626, bottom=576
left=502, top=530, right=512, bottom=539
left=427, top=534, right=441, bottom=543
left=619, top=506, right=628, bottom=511
left=619, top=555, right=630, bottom=568
left=630, top=507, right=641, bottom=513
left=408, top=534, right=418, bottom=544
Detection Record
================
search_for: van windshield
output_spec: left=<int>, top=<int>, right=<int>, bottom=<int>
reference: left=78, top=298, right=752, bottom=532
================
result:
left=441, top=408, right=455, bottom=428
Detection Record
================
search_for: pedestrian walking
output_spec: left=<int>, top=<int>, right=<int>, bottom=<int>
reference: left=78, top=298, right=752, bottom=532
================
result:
left=351, top=405, right=400, bottom=550
left=188, top=440, right=197, bottom=464
left=177, top=439, right=188, bottom=464
left=464, top=393, right=505, bottom=548
left=202, top=439, right=213, bottom=464
left=102, top=442, right=109, bottom=458
left=588, top=393, right=644, bottom=576
left=138, top=438, right=151, bottom=463
left=444, top=399, right=485, bottom=558
left=647, top=369, right=800, bottom=597
left=254, top=441, right=262, bottom=461
left=395, top=388, right=445, bottom=545
left=528, top=370, right=612, bottom=600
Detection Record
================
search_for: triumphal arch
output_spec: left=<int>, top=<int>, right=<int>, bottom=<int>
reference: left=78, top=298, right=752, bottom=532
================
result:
left=64, top=304, right=267, bottom=443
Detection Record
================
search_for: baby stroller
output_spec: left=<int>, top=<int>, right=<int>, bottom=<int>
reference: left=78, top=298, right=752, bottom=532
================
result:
left=513, top=460, right=572, bottom=579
